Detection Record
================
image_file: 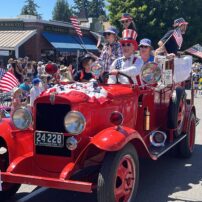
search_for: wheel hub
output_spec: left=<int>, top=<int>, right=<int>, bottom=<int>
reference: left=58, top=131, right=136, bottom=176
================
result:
left=114, top=155, right=135, bottom=202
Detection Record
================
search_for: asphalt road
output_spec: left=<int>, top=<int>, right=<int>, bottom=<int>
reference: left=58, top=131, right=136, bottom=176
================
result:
left=8, top=91, right=202, bottom=202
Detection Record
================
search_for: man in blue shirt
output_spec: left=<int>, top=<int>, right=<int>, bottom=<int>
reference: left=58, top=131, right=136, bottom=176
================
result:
left=19, top=78, right=31, bottom=93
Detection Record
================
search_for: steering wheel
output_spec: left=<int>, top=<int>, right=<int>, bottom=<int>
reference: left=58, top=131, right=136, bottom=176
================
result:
left=102, top=71, right=135, bottom=85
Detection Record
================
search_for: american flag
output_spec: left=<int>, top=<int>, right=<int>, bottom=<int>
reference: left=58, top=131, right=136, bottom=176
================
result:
left=0, top=68, right=6, bottom=79
left=186, top=47, right=202, bottom=59
left=0, top=71, right=19, bottom=92
left=173, top=29, right=183, bottom=49
left=70, top=16, right=83, bottom=36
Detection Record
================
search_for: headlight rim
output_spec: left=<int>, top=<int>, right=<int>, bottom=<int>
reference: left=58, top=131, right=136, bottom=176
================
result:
left=64, top=111, right=86, bottom=135
left=12, top=107, right=32, bottom=130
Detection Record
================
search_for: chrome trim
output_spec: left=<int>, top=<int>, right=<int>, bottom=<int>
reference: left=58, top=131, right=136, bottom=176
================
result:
left=12, top=107, right=33, bottom=130
left=149, top=131, right=167, bottom=147
left=49, top=92, right=56, bottom=105
left=65, top=136, right=78, bottom=150
left=155, top=134, right=187, bottom=158
left=64, top=111, right=86, bottom=135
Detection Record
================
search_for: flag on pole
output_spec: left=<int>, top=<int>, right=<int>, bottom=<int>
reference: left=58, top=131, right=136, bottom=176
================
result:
left=0, top=68, right=6, bottom=79
left=173, top=29, right=183, bottom=49
left=0, top=71, right=19, bottom=92
left=186, top=45, right=202, bottom=59
left=70, top=16, right=83, bottom=36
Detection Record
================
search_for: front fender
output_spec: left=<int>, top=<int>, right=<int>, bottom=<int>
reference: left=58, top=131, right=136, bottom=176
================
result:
left=90, top=126, right=147, bottom=152
left=0, top=119, right=33, bottom=163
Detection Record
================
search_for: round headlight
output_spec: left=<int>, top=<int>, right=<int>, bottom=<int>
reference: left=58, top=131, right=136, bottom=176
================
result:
left=12, top=108, right=32, bottom=130
left=64, top=111, right=86, bottom=135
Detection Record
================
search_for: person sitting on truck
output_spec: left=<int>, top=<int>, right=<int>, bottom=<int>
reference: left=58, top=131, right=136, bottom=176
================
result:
left=155, top=18, right=188, bottom=56
left=73, top=54, right=95, bottom=82
left=139, top=38, right=154, bottom=64
left=108, top=29, right=143, bottom=84
left=119, top=13, right=138, bottom=41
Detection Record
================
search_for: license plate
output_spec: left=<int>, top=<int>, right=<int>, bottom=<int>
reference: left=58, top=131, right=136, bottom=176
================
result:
left=35, top=131, right=64, bottom=147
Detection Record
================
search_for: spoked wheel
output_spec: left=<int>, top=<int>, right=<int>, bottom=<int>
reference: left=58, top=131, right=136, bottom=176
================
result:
left=176, top=98, right=186, bottom=134
left=97, top=144, right=139, bottom=202
left=0, top=144, right=20, bottom=201
left=168, top=87, right=186, bottom=137
left=179, top=112, right=196, bottom=158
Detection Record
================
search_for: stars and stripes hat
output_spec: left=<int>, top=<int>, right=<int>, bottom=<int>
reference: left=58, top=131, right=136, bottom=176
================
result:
left=173, top=18, right=188, bottom=27
left=139, top=38, right=152, bottom=47
left=119, top=13, right=133, bottom=21
left=103, top=26, right=118, bottom=36
left=120, top=29, right=138, bottom=50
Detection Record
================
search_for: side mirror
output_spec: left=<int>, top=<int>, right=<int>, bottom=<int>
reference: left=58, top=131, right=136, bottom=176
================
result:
left=141, top=62, right=161, bottom=85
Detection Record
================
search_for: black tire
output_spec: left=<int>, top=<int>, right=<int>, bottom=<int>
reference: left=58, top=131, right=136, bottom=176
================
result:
left=0, top=145, right=20, bottom=201
left=168, top=87, right=186, bottom=136
left=179, top=112, right=196, bottom=158
left=97, top=144, right=139, bottom=202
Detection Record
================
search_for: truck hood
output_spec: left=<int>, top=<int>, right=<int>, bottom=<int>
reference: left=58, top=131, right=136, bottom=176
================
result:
left=39, top=82, right=136, bottom=104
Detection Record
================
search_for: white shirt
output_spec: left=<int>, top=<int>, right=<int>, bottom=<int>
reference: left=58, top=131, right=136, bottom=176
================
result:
left=108, top=54, right=144, bottom=84
left=37, top=65, right=45, bottom=76
left=30, top=86, right=42, bottom=106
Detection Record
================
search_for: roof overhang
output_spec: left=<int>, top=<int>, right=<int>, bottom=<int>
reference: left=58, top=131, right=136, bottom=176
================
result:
left=0, top=30, right=37, bottom=50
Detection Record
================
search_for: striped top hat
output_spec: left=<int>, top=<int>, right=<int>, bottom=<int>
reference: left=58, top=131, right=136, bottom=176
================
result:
left=120, top=29, right=138, bottom=50
left=173, top=18, right=188, bottom=27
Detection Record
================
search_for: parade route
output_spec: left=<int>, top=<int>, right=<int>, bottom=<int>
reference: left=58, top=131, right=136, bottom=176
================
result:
left=8, top=91, right=202, bottom=202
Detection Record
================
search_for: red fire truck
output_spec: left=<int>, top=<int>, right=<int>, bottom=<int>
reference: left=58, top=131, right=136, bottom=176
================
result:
left=0, top=56, right=196, bottom=202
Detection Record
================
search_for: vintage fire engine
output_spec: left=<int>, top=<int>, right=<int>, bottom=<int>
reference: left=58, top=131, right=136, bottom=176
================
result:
left=0, top=55, right=196, bottom=202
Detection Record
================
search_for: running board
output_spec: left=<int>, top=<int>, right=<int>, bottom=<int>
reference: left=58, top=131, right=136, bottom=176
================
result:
left=149, top=134, right=187, bottom=159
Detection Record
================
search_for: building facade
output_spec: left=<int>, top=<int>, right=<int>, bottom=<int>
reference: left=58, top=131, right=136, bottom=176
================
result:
left=0, top=15, right=98, bottom=65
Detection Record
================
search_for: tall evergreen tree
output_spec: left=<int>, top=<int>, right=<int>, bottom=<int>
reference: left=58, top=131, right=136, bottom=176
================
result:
left=20, top=0, right=40, bottom=18
left=107, top=0, right=202, bottom=49
left=88, top=0, right=106, bottom=18
left=73, top=0, right=106, bottom=18
left=52, top=0, right=72, bottom=22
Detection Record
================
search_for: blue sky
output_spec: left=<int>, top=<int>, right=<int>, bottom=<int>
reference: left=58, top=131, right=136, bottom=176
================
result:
left=0, top=0, right=74, bottom=20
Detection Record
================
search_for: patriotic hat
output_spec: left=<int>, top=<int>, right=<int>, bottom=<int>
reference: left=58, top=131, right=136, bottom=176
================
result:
left=139, top=38, right=152, bottom=47
left=120, top=29, right=138, bottom=50
left=119, top=13, right=133, bottom=21
left=32, top=78, right=41, bottom=85
left=173, top=18, right=188, bottom=27
left=103, top=26, right=118, bottom=35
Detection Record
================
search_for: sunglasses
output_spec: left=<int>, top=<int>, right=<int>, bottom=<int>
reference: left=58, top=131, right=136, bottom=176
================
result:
left=139, top=45, right=149, bottom=48
left=121, top=43, right=132, bottom=47
left=104, top=33, right=112, bottom=37
left=121, top=20, right=129, bottom=24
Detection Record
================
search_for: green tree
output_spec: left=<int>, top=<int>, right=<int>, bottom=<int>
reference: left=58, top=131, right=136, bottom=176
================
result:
left=73, top=0, right=106, bottom=18
left=88, top=0, right=106, bottom=18
left=107, top=0, right=202, bottom=49
left=52, top=0, right=72, bottom=22
left=20, top=0, right=41, bottom=18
